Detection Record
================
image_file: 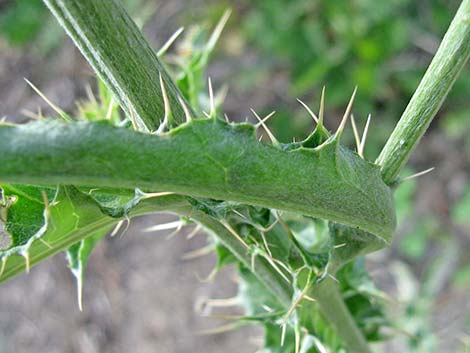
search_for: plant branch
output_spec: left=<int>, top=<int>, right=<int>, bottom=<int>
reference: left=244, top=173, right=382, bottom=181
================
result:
left=0, top=119, right=396, bottom=241
left=311, top=276, right=371, bottom=353
left=377, top=0, right=470, bottom=184
left=186, top=210, right=293, bottom=307
left=42, top=0, right=193, bottom=131
left=136, top=197, right=294, bottom=306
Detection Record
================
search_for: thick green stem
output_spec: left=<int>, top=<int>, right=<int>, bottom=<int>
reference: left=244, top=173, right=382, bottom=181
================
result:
left=0, top=119, right=396, bottom=242
left=311, top=277, right=371, bottom=353
left=43, top=0, right=193, bottom=131
left=377, top=0, right=470, bottom=184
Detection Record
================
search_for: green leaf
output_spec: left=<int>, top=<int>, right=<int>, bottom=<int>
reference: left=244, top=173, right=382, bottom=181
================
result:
left=77, top=79, right=122, bottom=124
left=214, top=242, right=237, bottom=270
left=263, top=323, right=296, bottom=353
left=1, top=184, right=55, bottom=248
left=0, top=185, right=115, bottom=283
left=238, top=265, right=285, bottom=316
left=336, top=259, right=388, bottom=341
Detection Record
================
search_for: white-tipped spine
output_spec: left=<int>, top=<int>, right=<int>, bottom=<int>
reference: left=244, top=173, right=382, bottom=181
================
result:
left=297, top=98, right=319, bottom=123
left=251, top=109, right=278, bottom=145
left=156, top=73, right=172, bottom=134
left=336, top=86, right=357, bottom=136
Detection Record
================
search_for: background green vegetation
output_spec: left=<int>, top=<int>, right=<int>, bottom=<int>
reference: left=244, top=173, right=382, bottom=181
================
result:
left=234, top=0, right=470, bottom=149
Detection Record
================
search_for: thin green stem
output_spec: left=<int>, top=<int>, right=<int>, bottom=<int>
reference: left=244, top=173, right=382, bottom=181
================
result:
left=139, top=197, right=293, bottom=306
left=311, top=277, right=371, bottom=353
left=118, top=197, right=370, bottom=350
left=187, top=211, right=293, bottom=307
left=377, top=0, right=470, bottom=184
left=43, top=0, right=193, bottom=131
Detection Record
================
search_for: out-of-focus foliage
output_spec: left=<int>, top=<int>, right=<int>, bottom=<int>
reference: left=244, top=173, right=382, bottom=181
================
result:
left=164, top=10, right=230, bottom=113
left=234, top=0, right=469, bottom=148
left=389, top=172, right=469, bottom=352
left=0, top=0, right=149, bottom=55
left=0, top=0, right=61, bottom=54
left=0, top=0, right=47, bottom=46
left=452, top=187, right=470, bottom=226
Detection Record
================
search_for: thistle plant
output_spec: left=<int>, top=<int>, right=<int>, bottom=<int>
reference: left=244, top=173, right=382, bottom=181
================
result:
left=1, top=1, right=469, bottom=352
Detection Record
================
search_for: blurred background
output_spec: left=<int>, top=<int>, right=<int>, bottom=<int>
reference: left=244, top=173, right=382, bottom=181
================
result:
left=0, top=0, right=469, bottom=352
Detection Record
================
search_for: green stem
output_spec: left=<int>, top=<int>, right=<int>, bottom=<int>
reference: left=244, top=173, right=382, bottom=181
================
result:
left=43, top=0, right=193, bottom=131
left=377, top=0, right=470, bottom=184
left=311, top=277, right=371, bottom=353
left=0, top=119, right=396, bottom=241
left=187, top=211, right=293, bottom=307
left=138, top=197, right=293, bottom=306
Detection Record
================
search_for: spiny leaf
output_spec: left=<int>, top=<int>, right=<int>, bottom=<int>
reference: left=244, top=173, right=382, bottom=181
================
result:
left=0, top=186, right=195, bottom=283
left=1, top=184, right=55, bottom=248
left=0, top=185, right=115, bottom=283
